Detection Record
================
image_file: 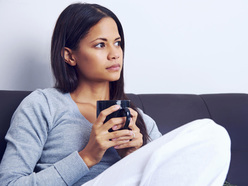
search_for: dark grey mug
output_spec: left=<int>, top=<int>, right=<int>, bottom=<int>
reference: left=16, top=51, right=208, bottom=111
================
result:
left=96, top=100, right=131, bottom=132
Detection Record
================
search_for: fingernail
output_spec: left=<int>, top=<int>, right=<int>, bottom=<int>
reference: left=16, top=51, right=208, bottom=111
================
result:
left=114, top=145, right=120, bottom=149
left=114, top=105, right=120, bottom=110
left=112, top=125, right=118, bottom=130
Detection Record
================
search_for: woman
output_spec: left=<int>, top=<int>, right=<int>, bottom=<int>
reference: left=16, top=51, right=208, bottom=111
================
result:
left=0, top=3, right=230, bottom=186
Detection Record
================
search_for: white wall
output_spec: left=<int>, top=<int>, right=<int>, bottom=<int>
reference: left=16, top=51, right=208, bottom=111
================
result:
left=0, top=0, right=247, bottom=94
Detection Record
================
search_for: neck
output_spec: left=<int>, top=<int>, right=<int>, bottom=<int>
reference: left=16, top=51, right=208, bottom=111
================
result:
left=70, top=81, right=110, bottom=106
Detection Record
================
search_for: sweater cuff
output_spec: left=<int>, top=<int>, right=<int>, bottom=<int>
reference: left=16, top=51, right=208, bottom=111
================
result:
left=54, top=151, right=89, bottom=185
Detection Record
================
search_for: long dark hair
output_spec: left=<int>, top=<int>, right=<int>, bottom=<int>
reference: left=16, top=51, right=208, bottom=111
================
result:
left=51, top=3, right=149, bottom=145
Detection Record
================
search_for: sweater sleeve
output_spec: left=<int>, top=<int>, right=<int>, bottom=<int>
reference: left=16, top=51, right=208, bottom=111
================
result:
left=0, top=91, right=89, bottom=186
left=138, top=109, right=162, bottom=142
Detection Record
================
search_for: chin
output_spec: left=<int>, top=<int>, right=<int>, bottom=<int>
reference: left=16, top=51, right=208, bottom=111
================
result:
left=109, top=77, right=120, bottom=82
left=108, top=76, right=121, bottom=82
left=107, top=73, right=121, bottom=82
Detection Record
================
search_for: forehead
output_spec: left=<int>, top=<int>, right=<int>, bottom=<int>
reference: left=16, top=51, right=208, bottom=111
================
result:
left=84, top=17, right=120, bottom=41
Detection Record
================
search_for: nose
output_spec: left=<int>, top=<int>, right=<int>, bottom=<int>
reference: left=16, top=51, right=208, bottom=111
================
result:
left=108, top=46, right=121, bottom=60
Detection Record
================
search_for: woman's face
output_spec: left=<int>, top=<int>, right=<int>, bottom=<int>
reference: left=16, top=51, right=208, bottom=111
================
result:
left=72, top=17, right=123, bottom=83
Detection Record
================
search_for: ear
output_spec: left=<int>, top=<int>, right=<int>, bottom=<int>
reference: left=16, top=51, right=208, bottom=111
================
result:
left=62, top=47, right=77, bottom=66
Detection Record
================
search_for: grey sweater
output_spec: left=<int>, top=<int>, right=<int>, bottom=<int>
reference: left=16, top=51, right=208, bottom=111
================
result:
left=0, top=88, right=162, bottom=186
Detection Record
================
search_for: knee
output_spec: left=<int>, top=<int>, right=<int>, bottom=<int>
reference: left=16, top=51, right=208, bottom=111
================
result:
left=202, top=119, right=230, bottom=147
left=198, top=119, right=231, bottom=165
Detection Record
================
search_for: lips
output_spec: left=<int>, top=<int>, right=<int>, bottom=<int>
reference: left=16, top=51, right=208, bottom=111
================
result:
left=106, top=64, right=121, bottom=71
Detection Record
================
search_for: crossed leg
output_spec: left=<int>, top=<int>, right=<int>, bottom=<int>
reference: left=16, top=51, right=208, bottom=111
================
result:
left=82, top=119, right=231, bottom=186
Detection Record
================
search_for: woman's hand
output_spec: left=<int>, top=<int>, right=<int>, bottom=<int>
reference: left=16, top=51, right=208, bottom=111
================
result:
left=114, top=108, right=143, bottom=158
left=79, top=105, right=134, bottom=168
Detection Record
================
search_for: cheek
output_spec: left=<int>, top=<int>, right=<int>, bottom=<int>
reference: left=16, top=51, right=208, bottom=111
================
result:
left=76, top=54, right=104, bottom=76
left=76, top=51, right=99, bottom=68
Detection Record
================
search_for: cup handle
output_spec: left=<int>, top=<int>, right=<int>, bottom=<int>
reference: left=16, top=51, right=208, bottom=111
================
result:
left=123, top=107, right=131, bottom=129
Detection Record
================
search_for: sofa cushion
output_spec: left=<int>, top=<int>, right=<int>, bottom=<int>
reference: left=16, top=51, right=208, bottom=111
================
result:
left=0, top=91, right=31, bottom=161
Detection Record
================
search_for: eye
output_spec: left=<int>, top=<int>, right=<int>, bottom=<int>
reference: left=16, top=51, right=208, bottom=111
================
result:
left=114, top=41, right=121, bottom=47
left=95, top=42, right=105, bottom=48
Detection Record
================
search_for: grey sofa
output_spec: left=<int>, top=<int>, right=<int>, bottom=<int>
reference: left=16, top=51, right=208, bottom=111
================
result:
left=0, top=90, right=247, bottom=185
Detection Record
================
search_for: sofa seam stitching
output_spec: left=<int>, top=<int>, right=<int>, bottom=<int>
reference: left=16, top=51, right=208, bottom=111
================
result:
left=199, top=95, right=213, bottom=119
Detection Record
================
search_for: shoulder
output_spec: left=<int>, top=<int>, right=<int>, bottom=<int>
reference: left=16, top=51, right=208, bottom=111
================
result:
left=21, top=87, right=71, bottom=114
left=25, top=88, right=65, bottom=101
left=11, top=88, right=71, bottom=131
left=12, top=88, right=59, bottom=119
left=14, top=88, right=69, bottom=122
left=20, top=88, right=68, bottom=108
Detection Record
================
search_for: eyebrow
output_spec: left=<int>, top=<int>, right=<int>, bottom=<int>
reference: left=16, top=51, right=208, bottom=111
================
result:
left=90, top=37, right=121, bottom=43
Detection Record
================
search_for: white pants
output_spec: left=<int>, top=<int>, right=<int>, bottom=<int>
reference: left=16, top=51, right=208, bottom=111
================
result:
left=82, top=119, right=231, bottom=186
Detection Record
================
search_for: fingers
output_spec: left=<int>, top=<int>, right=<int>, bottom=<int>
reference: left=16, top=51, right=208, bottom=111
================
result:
left=127, top=108, right=139, bottom=131
left=94, top=106, right=142, bottom=146
left=110, top=108, right=143, bottom=150
left=111, top=123, right=123, bottom=131
left=129, top=108, right=138, bottom=120
left=109, top=130, right=136, bottom=148
left=96, top=106, right=139, bottom=130
left=114, top=131, right=143, bottom=149
left=109, top=129, right=133, bottom=140
left=103, top=117, right=126, bottom=131
left=95, top=105, right=120, bottom=126
left=111, top=132, right=134, bottom=142
left=107, top=107, right=138, bottom=131
left=108, top=108, right=140, bottom=145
